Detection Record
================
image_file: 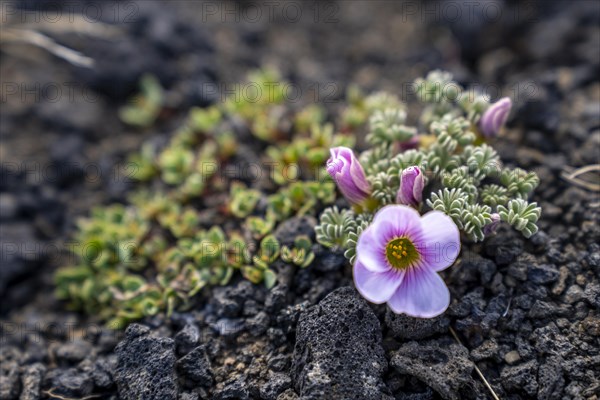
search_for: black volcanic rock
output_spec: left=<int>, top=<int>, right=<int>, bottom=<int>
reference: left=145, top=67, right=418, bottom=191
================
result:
left=292, top=287, right=392, bottom=400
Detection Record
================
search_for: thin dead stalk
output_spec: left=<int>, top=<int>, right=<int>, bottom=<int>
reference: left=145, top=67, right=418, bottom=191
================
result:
left=561, top=165, right=600, bottom=192
left=449, top=326, right=501, bottom=400
left=1, top=28, right=94, bottom=67
left=43, top=388, right=102, bottom=400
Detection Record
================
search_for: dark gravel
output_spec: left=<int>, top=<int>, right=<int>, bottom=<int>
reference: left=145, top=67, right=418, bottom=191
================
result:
left=1, top=1, right=599, bottom=399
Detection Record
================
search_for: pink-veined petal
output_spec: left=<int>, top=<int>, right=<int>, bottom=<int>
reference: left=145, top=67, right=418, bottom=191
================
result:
left=349, top=156, right=371, bottom=193
left=387, top=265, right=450, bottom=318
left=326, top=147, right=370, bottom=205
left=371, top=205, right=423, bottom=242
left=417, top=211, right=460, bottom=272
left=397, top=166, right=424, bottom=206
left=353, top=261, right=404, bottom=304
left=356, top=227, right=389, bottom=272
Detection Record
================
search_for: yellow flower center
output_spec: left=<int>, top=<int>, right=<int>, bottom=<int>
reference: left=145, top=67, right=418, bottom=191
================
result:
left=385, top=237, right=419, bottom=270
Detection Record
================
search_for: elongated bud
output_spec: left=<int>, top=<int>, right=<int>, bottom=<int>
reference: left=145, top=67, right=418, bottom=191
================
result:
left=326, top=147, right=371, bottom=206
left=483, top=213, right=501, bottom=236
left=395, top=135, right=420, bottom=153
left=396, top=166, right=424, bottom=207
left=480, top=97, right=512, bottom=137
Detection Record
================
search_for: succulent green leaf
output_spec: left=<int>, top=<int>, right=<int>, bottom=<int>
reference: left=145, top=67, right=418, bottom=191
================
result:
left=426, top=188, right=467, bottom=227
left=315, top=206, right=355, bottom=249
left=501, top=168, right=540, bottom=199
left=498, top=199, right=541, bottom=238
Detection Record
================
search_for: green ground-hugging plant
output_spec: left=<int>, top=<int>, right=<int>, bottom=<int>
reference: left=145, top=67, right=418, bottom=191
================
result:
left=55, top=69, right=348, bottom=327
left=316, top=70, right=541, bottom=265
left=56, top=69, right=541, bottom=327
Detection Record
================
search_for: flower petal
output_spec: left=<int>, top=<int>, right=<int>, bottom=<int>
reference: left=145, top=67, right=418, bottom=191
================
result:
left=326, top=146, right=371, bottom=205
left=356, top=227, right=389, bottom=272
left=397, top=166, right=424, bottom=207
left=480, top=97, right=512, bottom=137
left=354, top=260, right=404, bottom=304
left=387, top=266, right=450, bottom=318
left=350, top=156, right=371, bottom=193
left=372, top=205, right=423, bottom=242
left=417, top=211, right=461, bottom=272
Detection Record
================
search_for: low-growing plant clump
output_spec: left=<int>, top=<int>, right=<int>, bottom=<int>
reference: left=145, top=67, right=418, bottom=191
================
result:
left=316, top=70, right=541, bottom=316
left=55, top=69, right=347, bottom=327
left=55, top=69, right=541, bottom=326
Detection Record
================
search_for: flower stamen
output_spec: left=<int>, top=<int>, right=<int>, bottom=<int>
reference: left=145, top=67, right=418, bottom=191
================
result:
left=385, top=237, right=419, bottom=270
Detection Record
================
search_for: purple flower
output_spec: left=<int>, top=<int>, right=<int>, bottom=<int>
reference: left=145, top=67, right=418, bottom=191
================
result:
left=483, top=213, right=501, bottom=236
left=353, top=205, right=460, bottom=318
left=396, top=166, right=424, bottom=207
left=326, top=147, right=371, bottom=206
left=395, top=136, right=420, bottom=152
left=480, top=97, right=512, bottom=137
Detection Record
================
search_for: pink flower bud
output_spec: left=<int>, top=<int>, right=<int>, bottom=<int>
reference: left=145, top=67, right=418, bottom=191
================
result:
left=480, top=97, right=512, bottom=137
left=394, top=136, right=420, bottom=153
left=396, top=166, right=424, bottom=207
left=326, top=147, right=371, bottom=206
left=483, top=213, right=501, bottom=236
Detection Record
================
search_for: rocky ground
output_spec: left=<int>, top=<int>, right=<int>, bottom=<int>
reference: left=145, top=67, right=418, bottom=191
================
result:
left=1, top=1, right=599, bottom=399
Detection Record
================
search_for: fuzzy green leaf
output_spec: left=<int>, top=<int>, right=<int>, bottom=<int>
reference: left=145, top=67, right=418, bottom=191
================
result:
left=501, top=168, right=540, bottom=199
left=366, top=108, right=417, bottom=146
left=441, top=167, right=479, bottom=202
left=426, top=188, right=468, bottom=227
left=498, top=199, right=541, bottom=238
left=315, top=206, right=355, bottom=249
left=480, top=184, right=509, bottom=207
left=459, top=203, right=492, bottom=242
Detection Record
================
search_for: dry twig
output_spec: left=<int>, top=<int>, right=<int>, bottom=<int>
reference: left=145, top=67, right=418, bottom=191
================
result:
left=449, top=326, right=501, bottom=400
left=561, top=165, right=600, bottom=192
left=1, top=27, right=94, bottom=67
left=43, top=388, right=102, bottom=400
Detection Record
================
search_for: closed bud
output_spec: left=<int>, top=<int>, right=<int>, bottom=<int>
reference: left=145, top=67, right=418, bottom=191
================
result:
left=326, top=147, right=371, bottom=206
left=396, top=166, right=424, bottom=207
left=483, top=213, right=501, bottom=236
left=480, top=97, right=512, bottom=137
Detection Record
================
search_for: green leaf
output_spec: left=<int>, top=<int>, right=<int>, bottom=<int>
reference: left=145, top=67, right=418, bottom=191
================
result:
left=480, top=184, right=508, bottom=207
left=366, top=108, right=416, bottom=146
left=119, top=74, right=164, bottom=127
left=426, top=188, right=467, bottom=227
left=229, top=182, right=262, bottom=218
left=414, top=70, right=462, bottom=104
left=242, top=265, right=264, bottom=284
left=263, top=269, right=277, bottom=289
left=498, top=199, right=541, bottom=238
left=441, top=167, right=478, bottom=202
left=430, top=114, right=474, bottom=153
left=315, top=206, right=355, bottom=249
left=460, top=203, right=492, bottom=242
left=501, top=168, right=540, bottom=198
left=189, top=106, right=222, bottom=132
